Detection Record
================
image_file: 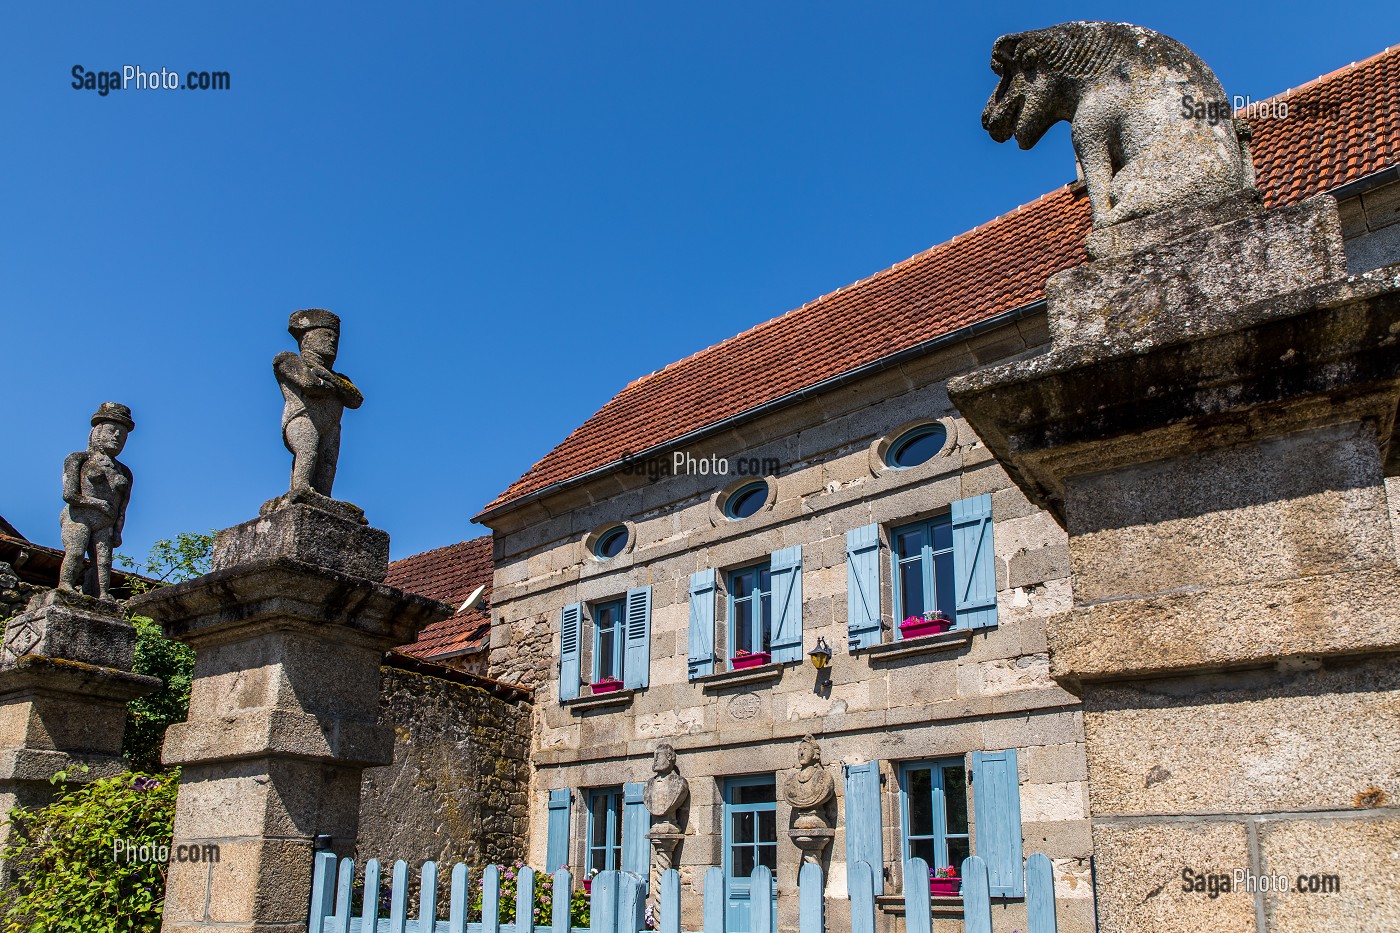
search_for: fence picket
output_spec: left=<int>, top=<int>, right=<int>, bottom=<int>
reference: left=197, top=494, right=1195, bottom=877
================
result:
left=1026, top=852, right=1057, bottom=933
left=550, top=869, right=573, bottom=933
left=901, top=858, right=931, bottom=933
left=660, top=868, right=682, bottom=933
left=617, top=871, right=647, bottom=933
left=362, top=858, right=382, bottom=932
left=448, top=863, right=470, bottom=933
left=849, top=861, right=875, bottom=933
left=310, top=852, right=338, bottom=933
left=960, top=856, right=992, bottom=933
left=702, top=867, right=725, bottom=933
left=484, top=864, right=502, bottom=933
left=593, top=871, right=621, bottom=933
left=332, top=857, right=355, bottom=933
left=797, top=861, right=823, bottom=933
left=749, top=866, right=773, bottom=933
left=415, top=860, right=438, bottom=933
left=386, top=860, right=410, bottom=933
left=511, top=866, right=534, bottom=933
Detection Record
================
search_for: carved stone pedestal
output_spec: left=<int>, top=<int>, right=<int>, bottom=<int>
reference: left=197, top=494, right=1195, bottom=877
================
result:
left=648, top=829, right=684, bottom=897
left=0, top=591, right=158, bottom=876
left=951, top=194, right=1400, bottom=932
left=786, top=826, right=833, bottom=864
left=129, top=498, right=449, bottom=933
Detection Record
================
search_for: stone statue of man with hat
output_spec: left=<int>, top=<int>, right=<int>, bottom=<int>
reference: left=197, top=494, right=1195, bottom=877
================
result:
left=58, top=402, right=135, bottom=601
left=274, top=309, right=363, bottom=498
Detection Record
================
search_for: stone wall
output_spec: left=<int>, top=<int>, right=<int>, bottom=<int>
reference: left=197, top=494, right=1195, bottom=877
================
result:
left=358, top=659, right=533, bottom=867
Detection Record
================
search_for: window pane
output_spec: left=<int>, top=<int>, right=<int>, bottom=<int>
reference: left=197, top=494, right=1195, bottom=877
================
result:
left=591, top=797, right=608, bottom=846
left=758, top=568, right=771, bottom=592
left=758, top=810, right=776, bottom=844
left=931, top=518, right=953, bottom=554
left=736, top=782, right=776, bottom=805
left=732, top=570, right=752, bottom=599
left=734, top=811, right=755, bottom=844
left=942, top=766, right=968, bottom=836
left=899, top=559, right=925, bottom=618
left=758, top=843, right=777, bottom=870
left=933, top=552, right=957, bottom=621
left=734, top=845, right=755, bottom=877
left=598, top=627, right=616, bottom=679
left=947, top=837, right=971, bottom=873
left=895, top=527, right=925, bottom=559
left=734, top=598, right=754, bottom=654
left=907, top=767, right=933, bottom=836
left=760, top=592, right=772, bottom=652
left=611, top=800, right=624, bottom=869
left=910, top=837, right=936, bottom=869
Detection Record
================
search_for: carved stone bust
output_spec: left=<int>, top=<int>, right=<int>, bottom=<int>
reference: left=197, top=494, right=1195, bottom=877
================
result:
left=643, top=742, right=689, bottom=833
left=784, top=734, right=835, bottom=811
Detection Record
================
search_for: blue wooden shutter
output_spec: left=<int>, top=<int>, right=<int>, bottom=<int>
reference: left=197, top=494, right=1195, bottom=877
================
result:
left=769, top=545, right=803, bottom=663
left=687, top=569, right=716, bottom=679
left=843, top=760, right=884, bottom=895
left=559, top=603, right=582, bottom=701
left=846, top=524, right=882, bottom=650
left=546, top=788, right=572, bottom=872
left=623, top=586, right=652, bottom=690
left=621, top=781, right=650, bottom=885
left=951, top=495, right=998, bottom=630
left=971, top=749, right=1024, bottom=897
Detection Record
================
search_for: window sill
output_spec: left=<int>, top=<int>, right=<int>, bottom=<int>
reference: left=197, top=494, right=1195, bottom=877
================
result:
left=562, top=689, right=636, bottom=712
left=874, top=893, right=965, bottom=916
left=860, top=629, right=972, bottom=663
left=693, top=661, right=792, bottom=692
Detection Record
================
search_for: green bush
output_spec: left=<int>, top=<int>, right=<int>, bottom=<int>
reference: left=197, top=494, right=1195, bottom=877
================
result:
left=1, top=769, right=178, bottom=933
left=117, top=532, right=209, bottom=771
left=466, top=862, right=590, bottom=927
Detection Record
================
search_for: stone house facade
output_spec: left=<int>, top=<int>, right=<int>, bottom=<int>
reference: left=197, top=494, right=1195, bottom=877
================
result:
left=387, top=45, right=1400, bottom=933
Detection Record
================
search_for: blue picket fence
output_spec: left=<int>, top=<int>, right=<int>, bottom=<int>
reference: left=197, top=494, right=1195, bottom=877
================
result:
left=308, top=852, right=1059, bottom=933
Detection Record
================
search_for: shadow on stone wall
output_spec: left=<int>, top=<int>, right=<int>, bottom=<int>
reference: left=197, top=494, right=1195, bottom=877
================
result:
left=359, top=655, right=532, bottom=866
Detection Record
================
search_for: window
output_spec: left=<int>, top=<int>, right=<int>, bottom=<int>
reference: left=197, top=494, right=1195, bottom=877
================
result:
left=723, top=776, right=778, bottom=932
left=886, top=423, right=948, bottom=469
left=586, top=787, right=624, bottom=875
left=724, top=481, right=769, bottom=520
left=891, top=514, right=957, bottom=632
left=594, top=525, right=629, bottom=559
left=592, top=599, right=625, bottom=683
left=727, top=563, right=772, bottom=661
left=900, top=759, right=970, bottom=875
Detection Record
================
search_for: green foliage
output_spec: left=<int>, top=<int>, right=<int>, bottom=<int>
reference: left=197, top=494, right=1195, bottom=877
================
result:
left=116, top=533, right=210, bottom=772
left=1, top=769, right=178, bottom=933
left=116, top=532, right=213, bottom=593
left=465, top=863, right=590, bottom=928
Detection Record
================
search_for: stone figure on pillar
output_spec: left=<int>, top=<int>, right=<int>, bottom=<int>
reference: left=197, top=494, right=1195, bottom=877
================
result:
left=274, top=309, right=362, bottom=499
left=783, top=734, right=835, bottom=862
left=643, top=742, right=689, bottom=833
left=57, top=402, right=135, bottom=601
left=981, top=22, right=1255, bottom=233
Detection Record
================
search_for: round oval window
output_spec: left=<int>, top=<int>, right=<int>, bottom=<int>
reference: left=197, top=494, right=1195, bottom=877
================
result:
left=594, top=525, right=629, bottom=559
left=724, top=482, right=769, bottom=520
left=886, top=423, right=948, bottom=469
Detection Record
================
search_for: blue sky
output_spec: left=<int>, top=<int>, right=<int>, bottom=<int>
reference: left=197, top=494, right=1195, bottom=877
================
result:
left=3, top=2, right=1392, bottom=561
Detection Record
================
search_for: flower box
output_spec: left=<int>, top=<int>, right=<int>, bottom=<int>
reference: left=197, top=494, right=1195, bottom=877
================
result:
left=582, top=879, right=593, bottom=894
left=899, top=616, right=952, bottom=639
left=590, top=678, right=623, bottom=695
left=731, top=651, right=771, bottom=670
left=928, top=876, right=961, bottom=896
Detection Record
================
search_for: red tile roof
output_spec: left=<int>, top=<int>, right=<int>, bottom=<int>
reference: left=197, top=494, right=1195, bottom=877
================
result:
left=481, top=44, right=1400, bottom=517
left=388, top=535, right=493, bottom=659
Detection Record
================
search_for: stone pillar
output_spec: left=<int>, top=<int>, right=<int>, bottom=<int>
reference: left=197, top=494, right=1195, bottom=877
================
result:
left=129, top=493, right=450, bottom=933
left=0, top=591, right=159, bottom=872
left=951, top=193, right=1400, bottom=932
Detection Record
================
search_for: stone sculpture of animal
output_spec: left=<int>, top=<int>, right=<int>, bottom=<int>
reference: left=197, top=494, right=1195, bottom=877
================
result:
left=982, top=22, right=1255, bottom=228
